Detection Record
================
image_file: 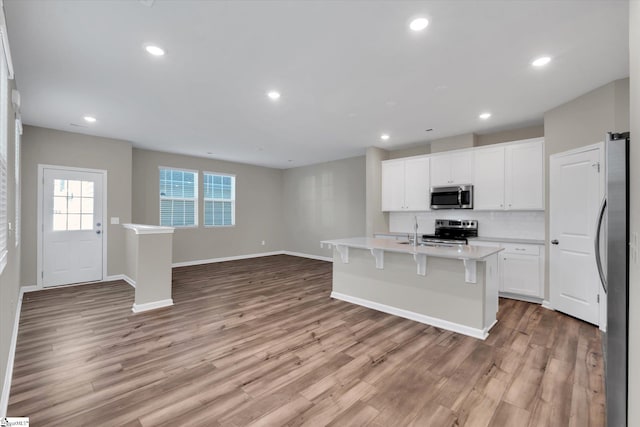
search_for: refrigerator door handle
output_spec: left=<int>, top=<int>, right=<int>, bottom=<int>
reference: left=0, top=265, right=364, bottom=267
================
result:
left=594, top=197, right=607, bottom=293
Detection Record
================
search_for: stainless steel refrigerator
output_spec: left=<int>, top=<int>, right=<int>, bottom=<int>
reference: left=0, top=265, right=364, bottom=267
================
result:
left=595, top=131, right=630, bottom=427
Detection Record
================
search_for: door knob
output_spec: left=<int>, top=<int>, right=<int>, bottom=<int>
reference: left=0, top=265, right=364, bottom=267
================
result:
left=96, top=230, right=101, bottom=235
left=551, top=239, right=559, bottom=245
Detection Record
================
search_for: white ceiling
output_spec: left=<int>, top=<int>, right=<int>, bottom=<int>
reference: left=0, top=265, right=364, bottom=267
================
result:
left=4, top=0, right=629, bottom=169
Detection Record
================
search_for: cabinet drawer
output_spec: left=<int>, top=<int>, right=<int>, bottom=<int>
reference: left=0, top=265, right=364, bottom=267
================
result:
left=501, top=243, right=540, bottom=255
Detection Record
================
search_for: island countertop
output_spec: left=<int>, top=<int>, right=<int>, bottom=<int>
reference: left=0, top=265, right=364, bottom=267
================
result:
left=321, top=237, right=503, bottom=261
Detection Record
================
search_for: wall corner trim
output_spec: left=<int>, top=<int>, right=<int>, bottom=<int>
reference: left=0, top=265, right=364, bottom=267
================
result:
left=1, top=287, right=28, bottom=417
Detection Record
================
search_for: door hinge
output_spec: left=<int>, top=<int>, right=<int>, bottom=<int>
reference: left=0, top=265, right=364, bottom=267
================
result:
left=597, top=294, right=600, bottom=303
left=41, top=271, right=44, bottom=279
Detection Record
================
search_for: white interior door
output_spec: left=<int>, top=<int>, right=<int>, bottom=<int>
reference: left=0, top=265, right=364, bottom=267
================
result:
left=549, top=147, right=602, bottom=325
left=42, top=168, right=104, bottom=287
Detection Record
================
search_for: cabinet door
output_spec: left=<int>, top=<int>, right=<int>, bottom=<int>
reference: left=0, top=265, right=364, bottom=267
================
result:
left=404, top=157, right=430, bottom=211
left=450, top=151, right=474, bottom=185
left=381, top=161, right=405, bottom=211
left=430, top=154, right=452, bottom=186
left=473, top=146, right=505, bottom=210
left=505, top=140, right=544, bottom=210
left=501, top=253, right=542, bottom=297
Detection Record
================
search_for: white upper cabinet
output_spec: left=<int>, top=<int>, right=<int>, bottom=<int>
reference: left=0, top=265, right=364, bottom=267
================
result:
left=381, top=160, right=405, bottom=211
left=505, top=138, right=544, bottom=210
left=473, top=146, right=506, bottom=210
left=383, top=137, right=544, bottom=212
left=473, top=138, right=544, bottom=211
left=430, top=151, right=473, bottom=186
left=381, top=157, right=430, bottom=211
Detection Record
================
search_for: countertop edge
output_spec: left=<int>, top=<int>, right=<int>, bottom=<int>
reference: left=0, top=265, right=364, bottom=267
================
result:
left=322, top=237, right=503, bottom=261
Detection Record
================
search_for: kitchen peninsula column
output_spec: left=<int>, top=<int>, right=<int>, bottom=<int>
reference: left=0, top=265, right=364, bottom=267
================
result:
left=123, top=224, right=175, bottom=313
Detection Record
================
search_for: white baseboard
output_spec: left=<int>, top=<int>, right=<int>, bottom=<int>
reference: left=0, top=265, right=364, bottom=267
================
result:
left=122, top=275, right=136, bottom=288
left=499, top=292, right=543, bottom=305
left=282, top=251, right=333, bottom=262
left=1, top=287, right=27, bottom=417
left=330, top=291, right=491, bottom=340
left=171, top=251, right=285, bottom=268
left=132, top=299, right=174, bottom=313
left=541, top=300, right=554, bottom=310
left=20, top=285, right=38, bottom=293
left=105, top=274, right=136, bottom=288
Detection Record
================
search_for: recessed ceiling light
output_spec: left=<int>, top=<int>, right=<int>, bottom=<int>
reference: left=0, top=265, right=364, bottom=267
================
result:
left=479, top=113, right=491, bottom=120
left=409, top=18, right=429, bottom=32
left=267, top=91, right=281, bottom=100
left=83, top=116, right=97, bottom=123
left=380, top=134, right=390, bottom=141
left=532, top=56, right=551, bottom=67
left=145, top=45, right=165, bottom=56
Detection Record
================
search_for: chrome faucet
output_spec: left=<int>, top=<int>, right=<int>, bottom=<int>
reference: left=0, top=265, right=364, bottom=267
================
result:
left=413, top=216, right=419, bottom=247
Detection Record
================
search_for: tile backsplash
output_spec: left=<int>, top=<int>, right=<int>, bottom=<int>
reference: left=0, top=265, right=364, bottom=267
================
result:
left=389, top=210, right=545, bottom=240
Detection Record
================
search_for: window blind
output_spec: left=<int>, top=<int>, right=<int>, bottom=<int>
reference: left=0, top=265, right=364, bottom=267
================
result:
left=204, top=173, right=235, bottom=226
left=159, top=168, right=198, bottom=227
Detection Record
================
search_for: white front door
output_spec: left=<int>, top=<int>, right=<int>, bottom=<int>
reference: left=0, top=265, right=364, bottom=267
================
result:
left=42, top=168, right=104, bottom=287
left=549, top=146, right=603, bottom=325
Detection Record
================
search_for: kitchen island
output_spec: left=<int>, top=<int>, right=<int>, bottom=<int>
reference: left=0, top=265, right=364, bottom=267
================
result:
left=321, top=237, right=503, bottom=339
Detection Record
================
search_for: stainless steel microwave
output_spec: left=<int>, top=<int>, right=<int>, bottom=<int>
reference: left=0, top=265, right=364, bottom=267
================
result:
left=430, top=185, right=474, bottom=209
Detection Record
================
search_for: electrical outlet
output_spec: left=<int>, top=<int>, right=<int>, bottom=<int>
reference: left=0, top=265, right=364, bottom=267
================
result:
left=111, top=217, right=120, bottom=225
left=261, top=240, right=266, bottom=246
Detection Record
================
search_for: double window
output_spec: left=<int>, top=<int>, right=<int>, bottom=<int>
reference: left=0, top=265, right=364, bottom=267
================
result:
left=159, top=168, right=235, bottom=227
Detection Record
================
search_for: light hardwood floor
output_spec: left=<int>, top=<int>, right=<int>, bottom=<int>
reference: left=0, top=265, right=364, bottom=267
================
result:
left=8, top=255, right=604, bottom=426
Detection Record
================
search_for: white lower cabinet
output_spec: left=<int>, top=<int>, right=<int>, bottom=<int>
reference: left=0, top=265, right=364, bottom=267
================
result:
left=469, top=240, right=544, bottom=301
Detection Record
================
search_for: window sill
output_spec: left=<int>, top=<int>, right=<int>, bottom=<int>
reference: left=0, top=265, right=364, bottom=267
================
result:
left=204, top=225, right=236, bottom=228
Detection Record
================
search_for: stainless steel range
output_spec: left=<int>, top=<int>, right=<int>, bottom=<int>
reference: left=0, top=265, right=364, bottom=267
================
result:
left=420, top=219, right=478, bottom=245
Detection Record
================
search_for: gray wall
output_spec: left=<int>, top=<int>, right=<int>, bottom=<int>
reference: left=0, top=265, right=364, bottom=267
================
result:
left=21, top=126, right=132, bottom=285
left=628, top=1, right=639, bottom=423
left=365, top=147, right=389, bottom=237
left=282, top=156, right=365, bottom=258
left=0, top=79, right=21, bottom=414
left=388, top=144, right=430, bottom=159
left=388, top=125, right=544, bottom=159
left=429, top=133, right=476, bottom=153
left=476, top=124, right=544, bottom=146
left=542, top=78, right=629, bottom=298
left=132, top=148, right=285, bottom=263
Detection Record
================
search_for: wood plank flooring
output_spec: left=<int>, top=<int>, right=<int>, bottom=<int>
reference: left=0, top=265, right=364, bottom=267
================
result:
left=8, top=255, right=605, bottom=426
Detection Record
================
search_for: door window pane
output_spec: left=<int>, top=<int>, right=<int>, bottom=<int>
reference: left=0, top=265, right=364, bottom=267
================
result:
left=51, top=179, right=96, bottom=231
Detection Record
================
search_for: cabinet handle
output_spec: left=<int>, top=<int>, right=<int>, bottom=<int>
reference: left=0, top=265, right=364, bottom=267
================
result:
left=515, top=248, right=525, bottom=251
